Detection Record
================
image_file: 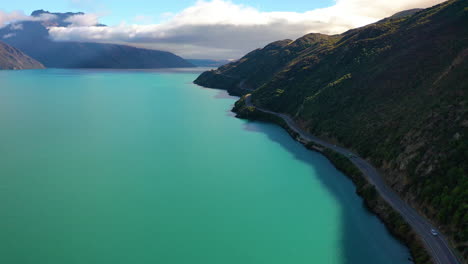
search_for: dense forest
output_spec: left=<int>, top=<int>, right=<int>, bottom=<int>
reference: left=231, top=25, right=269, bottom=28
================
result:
left=195, top=0, right=468, bottom=260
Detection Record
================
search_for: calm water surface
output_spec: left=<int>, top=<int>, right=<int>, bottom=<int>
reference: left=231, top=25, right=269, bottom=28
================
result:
left=0, top=69, right=411, bottom=264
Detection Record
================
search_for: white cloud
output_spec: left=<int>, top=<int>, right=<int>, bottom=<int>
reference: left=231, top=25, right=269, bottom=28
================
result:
left=10, top=23, right=23, bottom=30
left=65, top=13, right=100, bottom=26
left=3, top=33, right=16, bottom=39
left=8, top=0, right=448, bottom=59
left=0, top=10, right=31, bottom=26
left=0, top=10, right=57, bottom=27
left=37, top=13, right=59, bottom=21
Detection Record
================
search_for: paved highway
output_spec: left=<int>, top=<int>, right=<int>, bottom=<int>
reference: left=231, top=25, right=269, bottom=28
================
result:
left=244, top=94, right=460, bottom=264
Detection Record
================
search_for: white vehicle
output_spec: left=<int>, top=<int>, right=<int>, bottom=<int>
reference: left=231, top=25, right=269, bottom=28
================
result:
left=430, top=229, right=439, bottom=236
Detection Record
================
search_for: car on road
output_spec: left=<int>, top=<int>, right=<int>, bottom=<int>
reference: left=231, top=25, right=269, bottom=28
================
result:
left=431, top=229, right=439, bottom=236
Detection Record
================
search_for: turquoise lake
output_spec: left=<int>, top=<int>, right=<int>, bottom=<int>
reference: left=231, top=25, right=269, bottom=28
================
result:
left=0, top=69, right=411, bottom=264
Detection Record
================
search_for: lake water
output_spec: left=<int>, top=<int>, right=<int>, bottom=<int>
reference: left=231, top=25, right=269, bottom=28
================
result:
left=0, top=69, right=411, bottom=264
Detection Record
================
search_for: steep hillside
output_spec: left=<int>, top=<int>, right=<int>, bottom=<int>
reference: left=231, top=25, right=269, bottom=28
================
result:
left=195, top=35, right=339, bottom=95
left=195, top=0, right=468, bottom=260
left=0, top=41, right=44, bottom=70
left=0, top=10, right=194, bottom=69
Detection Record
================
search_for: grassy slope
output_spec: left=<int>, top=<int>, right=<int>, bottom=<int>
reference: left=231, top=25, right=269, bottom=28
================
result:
left=195, top=0, right=468, bottom=260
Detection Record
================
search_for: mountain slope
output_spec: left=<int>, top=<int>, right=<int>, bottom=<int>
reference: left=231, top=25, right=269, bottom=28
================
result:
left=195, top=0, right=468, bottom=260
left=0, top=41, right=44, bottom=70
left=187, top=59, right=231, bottom=67
left=0, top=10, right=194, bottom=69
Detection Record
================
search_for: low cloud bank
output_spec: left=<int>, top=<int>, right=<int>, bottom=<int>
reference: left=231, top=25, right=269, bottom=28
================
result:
left=0, top=10, right=57, bottom=26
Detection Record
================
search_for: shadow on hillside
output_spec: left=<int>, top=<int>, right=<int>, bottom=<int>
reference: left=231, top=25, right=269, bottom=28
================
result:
left=240, top=119, right=412, bottom=264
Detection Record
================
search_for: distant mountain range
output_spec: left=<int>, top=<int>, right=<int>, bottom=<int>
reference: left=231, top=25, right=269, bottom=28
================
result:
left=0, top=40, right=44, bottom=70
left=0, top=10, right=194, bottom=69
left=196, top=0, right=467, bottom=261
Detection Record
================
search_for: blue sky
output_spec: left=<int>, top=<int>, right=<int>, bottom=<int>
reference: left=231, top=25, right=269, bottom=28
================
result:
left=3, top=0, right=334, bottom=25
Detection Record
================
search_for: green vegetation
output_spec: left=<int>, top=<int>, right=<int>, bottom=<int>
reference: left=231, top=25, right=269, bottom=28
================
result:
left=321, top=149, right=365, bottom=187
left=326, top=74, right=352, bottom=88
left=233, top=97, right=296, bottom=138
left=196, top=0, right=468, bottom=261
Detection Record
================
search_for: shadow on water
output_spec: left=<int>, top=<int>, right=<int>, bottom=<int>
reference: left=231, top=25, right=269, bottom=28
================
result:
left=240, top=119, right=412, bottom=264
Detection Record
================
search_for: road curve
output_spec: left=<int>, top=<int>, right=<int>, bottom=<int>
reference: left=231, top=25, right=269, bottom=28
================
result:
left=244, top=94, right=461, bottom=264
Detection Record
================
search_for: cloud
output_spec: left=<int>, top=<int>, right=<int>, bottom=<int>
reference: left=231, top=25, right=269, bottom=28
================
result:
left=0, top=10, right=31, bottom=26
left=3, top=33, right=16, bottom=39
left=0, top=10, right=57, bottom=27
left=17, top=0, right=450, bottom=59
left=65, top=13, right=100, bottom=26
left=37, top=13, right=59, bottom=21
left=10, top=23, right=23, bottom=30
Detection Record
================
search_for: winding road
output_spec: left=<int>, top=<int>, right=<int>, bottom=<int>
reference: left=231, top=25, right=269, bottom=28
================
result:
left=244, top=94, right=461, bottom=264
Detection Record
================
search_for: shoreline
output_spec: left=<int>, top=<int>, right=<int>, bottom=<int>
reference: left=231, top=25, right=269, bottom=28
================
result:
left=194, top=78, right=462, bottom=264
left=229, top=93, right=445, bottom=264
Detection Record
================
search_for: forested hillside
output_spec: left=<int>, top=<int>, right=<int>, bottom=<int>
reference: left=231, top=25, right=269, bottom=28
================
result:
left=195, top=0, right=468, bottom=260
